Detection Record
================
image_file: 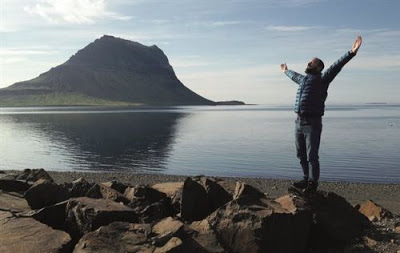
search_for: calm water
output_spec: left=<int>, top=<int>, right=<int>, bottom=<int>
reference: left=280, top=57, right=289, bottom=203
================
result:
left=0, top=105, right=399, bottom=183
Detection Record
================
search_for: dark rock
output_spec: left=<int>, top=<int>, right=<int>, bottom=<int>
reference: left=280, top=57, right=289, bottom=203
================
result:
left=214, top=180, right=236, bottom=196
left=233, top=181, right=266, bottom=200
left=27, top=200, right=68, bottom=230
left=207, top=194, right=311, bottom=253
left=125, top=184, right=167, bottom=203
left=125, top=185, right=170, bottom=222
left=197, top=177, right=232, bottom=212
left=151, top=182, right=183, bottom=213
left=275, top=194, right=309, bottom=213
left=86, top=183, right=129, bottom=204
left=70, top=177, right=93, bottom=197
left=153, top=237, right=184, bottom=253
left=0, top=191, right=31, bottom=212
left=101, top=180, right=129, bottom=194
left=65, top=197, right=138, bottom=239
left=181, top=177, right=211, bottom=222
left=0, top=210, right=72, bottom=253
left=186, top=220, right=225, bottom=253
left=152, top=216, right=184, bottom=246
left=0, top=178, right=32, bottom=192
left=307, top=191, right=372, bottom=249
left=358, top=200, right=393, bottom=221
left=133, top=198, right=176, bottom=223
left=73, top=222, right=154, bottom=253
left=24, top=179, right=70, bottom=209
left=151, top=182, right=184, bottom=198
left=16, top=168, right=54, bottom=182
left=73, top=218, right=216, bottom=253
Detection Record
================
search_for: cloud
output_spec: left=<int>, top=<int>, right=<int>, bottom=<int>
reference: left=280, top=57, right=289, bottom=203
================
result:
left=169, top=54, right=223, bottom=68
left=348, top=54, right=400, bottom=70
left=211, top=21, right=243, bottom=26
left=185, top=20, right=247, bottom=28
left=0, top=25, right=17, bottom=33
left=265, top=25, right=316, bottom=32
left=0, top=48, right=59, bottom=56
left=24, top=0, right=132, bottom=24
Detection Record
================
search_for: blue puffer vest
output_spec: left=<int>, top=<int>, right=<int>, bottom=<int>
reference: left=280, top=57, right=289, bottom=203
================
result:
left=285, top=51, right=355, bottom=117
left=295, top=74, right=327, bottom=116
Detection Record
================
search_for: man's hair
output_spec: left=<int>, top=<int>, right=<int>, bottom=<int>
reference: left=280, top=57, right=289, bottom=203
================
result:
left=317, top=58, right=324, bottom=72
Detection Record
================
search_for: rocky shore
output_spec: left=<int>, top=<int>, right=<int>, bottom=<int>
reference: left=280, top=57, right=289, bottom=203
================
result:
left=1, top=169, right=399, bottom=253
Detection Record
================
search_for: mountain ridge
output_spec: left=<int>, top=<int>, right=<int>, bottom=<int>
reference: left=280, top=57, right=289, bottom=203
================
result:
left=0, top=35, right=215, bottom=106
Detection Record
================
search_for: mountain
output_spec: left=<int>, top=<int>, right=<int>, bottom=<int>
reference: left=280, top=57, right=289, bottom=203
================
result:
left=0, top=35, right=215, bottom=106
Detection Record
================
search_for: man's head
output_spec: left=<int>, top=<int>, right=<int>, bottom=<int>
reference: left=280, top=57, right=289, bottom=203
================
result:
left=305, top=58, right=324, bottom=74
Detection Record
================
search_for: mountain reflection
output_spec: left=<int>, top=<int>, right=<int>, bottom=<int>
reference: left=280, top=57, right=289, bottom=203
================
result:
left=4, top=112, right=186, bottom=172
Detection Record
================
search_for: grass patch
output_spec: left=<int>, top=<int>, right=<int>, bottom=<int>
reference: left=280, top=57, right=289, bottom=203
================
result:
left=0, top=92, right=143, bottom=107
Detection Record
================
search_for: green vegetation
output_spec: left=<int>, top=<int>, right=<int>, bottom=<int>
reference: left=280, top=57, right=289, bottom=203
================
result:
left=0, top=92, right=143, bottom=107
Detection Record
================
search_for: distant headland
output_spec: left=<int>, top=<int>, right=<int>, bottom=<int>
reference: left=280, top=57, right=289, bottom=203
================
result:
left=0, top=35, right=245, bottom=107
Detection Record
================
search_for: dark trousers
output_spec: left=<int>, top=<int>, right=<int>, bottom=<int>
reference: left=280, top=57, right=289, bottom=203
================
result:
left=295, top=116, right=322, bottom=181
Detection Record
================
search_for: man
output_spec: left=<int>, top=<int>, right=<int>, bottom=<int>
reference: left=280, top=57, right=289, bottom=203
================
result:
left=281, top=36, right=362, bottom=193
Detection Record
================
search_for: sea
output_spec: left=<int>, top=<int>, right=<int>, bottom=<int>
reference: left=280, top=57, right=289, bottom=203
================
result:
left=0, top=104, right=399, bottom=183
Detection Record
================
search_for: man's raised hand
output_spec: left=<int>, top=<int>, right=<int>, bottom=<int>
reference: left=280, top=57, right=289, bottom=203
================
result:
left=351, top=36, right=362, bottom=54
left=280, top=63, right=288, bottom=72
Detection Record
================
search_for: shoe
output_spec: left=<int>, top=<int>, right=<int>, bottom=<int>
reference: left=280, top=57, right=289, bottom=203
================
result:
left=304, top=180, right=318, bottom=194
left=293, top=178, right=308, bottom=189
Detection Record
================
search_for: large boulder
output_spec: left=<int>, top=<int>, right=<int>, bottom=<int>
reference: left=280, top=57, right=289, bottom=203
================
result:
left=74, top=222, right=154, bottom=253
left=16, top=168, right=54, bottom=182
left=124, top=185, right=175, bottom=223
left=65, top=197, right=138, bottom=239
left=151, top=182, right=184, bottom=212
left=124, top=185, right=167, bottom=203
left=181, top=177, right=211, bottom=222
left=152, top=216, right=184, bottom=246
left=151, top=182, right=184, bottom=198
left=275, top=194, right=309, bottom=213
left=306, top=191, right=372, bottom=248
left=153, top=237, right=183, bottom=253
left=187, top=219, right=225, bottom=253
left=233, top=181, right=266, bottom=200
left=0, top=191, right=31, bottom=212
left=24, top=179, right=70, bottom=209
left=207, top=192, right=311, bottom=253
left=101, top=180, right=129, bottom=194
left=134, top=198, right=176, bottom=223
left=86, top=183, right=129, bottom=204
left=70, top=177, right=93, bottom=197
left=358, top=200, right=393, bottom=221
left=0, top=210, right=71, bottom=253
left=198, top=177, right=232, bottom=211
left=74, top=217, right=222, bottom=253
left=27, top=200, right=69, bottom=230
left=0, top=178, right=32, bottom=192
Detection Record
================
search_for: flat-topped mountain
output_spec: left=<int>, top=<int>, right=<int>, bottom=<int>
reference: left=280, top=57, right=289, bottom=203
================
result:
left=0, top=35, right=215, bottom=106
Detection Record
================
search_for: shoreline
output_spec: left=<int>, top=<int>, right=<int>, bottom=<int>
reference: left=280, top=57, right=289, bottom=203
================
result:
left=45, top=170, right=400, bottom=214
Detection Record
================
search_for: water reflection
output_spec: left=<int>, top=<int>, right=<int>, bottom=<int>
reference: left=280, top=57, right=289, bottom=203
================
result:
left=1, top=112, right=186, bottom=172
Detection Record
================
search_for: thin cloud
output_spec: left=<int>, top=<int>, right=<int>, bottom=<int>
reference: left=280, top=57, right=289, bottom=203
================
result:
left=0, top=48, right=59, bottom=56
left=212, top=21, right=243, bottom=26
left=265, top=25, right=315, bottom=32
left=24, top=0, right=132, bottom=24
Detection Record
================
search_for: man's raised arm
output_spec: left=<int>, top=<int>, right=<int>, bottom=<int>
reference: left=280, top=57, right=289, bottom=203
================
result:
left=281, top=63, right=305, bottom=85
left=322, top=36, right=362, bottom=84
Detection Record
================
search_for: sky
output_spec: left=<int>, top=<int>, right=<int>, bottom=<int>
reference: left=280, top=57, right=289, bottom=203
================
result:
left=1, top=0, right=399, bottom=104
